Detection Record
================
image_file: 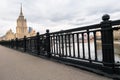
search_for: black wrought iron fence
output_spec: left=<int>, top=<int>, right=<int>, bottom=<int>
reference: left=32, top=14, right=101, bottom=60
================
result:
left=0, top=14, right=120, bottom=78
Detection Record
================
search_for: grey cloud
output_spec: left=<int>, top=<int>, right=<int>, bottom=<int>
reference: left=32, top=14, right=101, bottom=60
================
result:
left=1, top=0, right=120, bottom=36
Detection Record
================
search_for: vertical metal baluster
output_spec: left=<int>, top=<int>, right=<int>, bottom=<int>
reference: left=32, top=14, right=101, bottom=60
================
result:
left=87, top=30, right=91, bottom=62
left=24, top=36, right=26, bottom=52
left=29, top=39, right=30, bottom=51
left=26, top=39, right=27, bottom=51
left=28, top=39, right=29, bottom=51
left=42, top=35, right=45, bottom=54
left=53, top=34, right=56, bottom=55
left=77, top=33, right=80, bottom=58
left=29, top=38, right=31, bottom=52
left=32, top=38, right=34, bottom=53
left=50, top=36, right=53, bottom=55
left=82, top=33, right=85, bottom=59
left=61, top=35, right=64, bottom=57
left=65, top=35, right=68, bottom=57
left=31, top=39, right=34, bottom=53
left=30, top=38, right=33, bottom=52
left=32, top=38, right=33, bottom=52
left=72, top=34, right=75, bottom=57
left=34, top=37, right=37, bottom=53
left=51, top=35, right=55, bottom=55
left=33, top=38, right=34, bottom=52
left=34, top=38, right=35, bottom=53
left=56, top=35, right=58, bottom=55
left=59, top=34, right=61, bottom=57
left=30, top=38, right=32, bottom=52
left=93, top=31, right=98, bottom=61
left=68, top=34, right=71, bottom=57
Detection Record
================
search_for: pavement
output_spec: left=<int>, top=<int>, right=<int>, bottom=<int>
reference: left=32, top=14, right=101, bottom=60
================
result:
left=0, top=45, right=112, bottom=80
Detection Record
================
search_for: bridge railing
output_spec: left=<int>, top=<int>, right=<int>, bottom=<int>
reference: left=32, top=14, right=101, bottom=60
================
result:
left=0, top=14, right=120, bottom=77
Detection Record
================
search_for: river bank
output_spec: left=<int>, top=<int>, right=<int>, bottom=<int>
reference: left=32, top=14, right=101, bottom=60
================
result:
left=97, top=40, right=120, bottom=55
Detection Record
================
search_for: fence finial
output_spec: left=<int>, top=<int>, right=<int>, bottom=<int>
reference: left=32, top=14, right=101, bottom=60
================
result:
left=37, top=32, right=39, bottom=35
left=46, top=29, right=49, bottom=33
left=102, top=14, right=110, bottom=21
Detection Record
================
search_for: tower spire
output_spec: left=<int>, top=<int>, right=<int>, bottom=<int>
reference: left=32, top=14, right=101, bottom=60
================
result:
left=20, top=3, right=23, bottom=16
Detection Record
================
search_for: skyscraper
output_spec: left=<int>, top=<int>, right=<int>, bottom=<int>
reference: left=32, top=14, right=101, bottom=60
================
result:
left=16, top=4, right=28, bottom=38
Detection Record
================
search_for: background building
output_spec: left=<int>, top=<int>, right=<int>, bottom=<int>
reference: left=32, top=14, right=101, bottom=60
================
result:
left=5, top=29, right=15, bottom=40
left=2, top=5, right=36, bottom=41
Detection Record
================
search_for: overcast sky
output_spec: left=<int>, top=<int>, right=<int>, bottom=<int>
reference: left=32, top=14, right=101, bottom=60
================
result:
left=0, top=0, right=120, bottom=36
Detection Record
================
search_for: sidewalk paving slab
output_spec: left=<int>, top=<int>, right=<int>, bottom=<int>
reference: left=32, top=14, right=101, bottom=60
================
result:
left=0, top=46, right=112, bottom=80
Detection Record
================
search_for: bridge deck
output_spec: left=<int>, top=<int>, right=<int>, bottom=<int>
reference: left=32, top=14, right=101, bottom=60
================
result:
left=0, top=45, right=111, bottom=80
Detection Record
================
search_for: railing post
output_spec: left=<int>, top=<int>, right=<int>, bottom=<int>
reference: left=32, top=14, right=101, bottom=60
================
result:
left=36, top=32, right=40, bottom=55
left=10, top=40, right=12, bottom=48
left=11, top=39, right=14, bottom=48
left=16, top=38, right=18, bottom=49
left=9, top=40, right=11, bottom=48
left=24, top=36, right=26, bottom=52
left=101, top=14, right=115, bottom=72
left=46, top=29, right=51, bottom=57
